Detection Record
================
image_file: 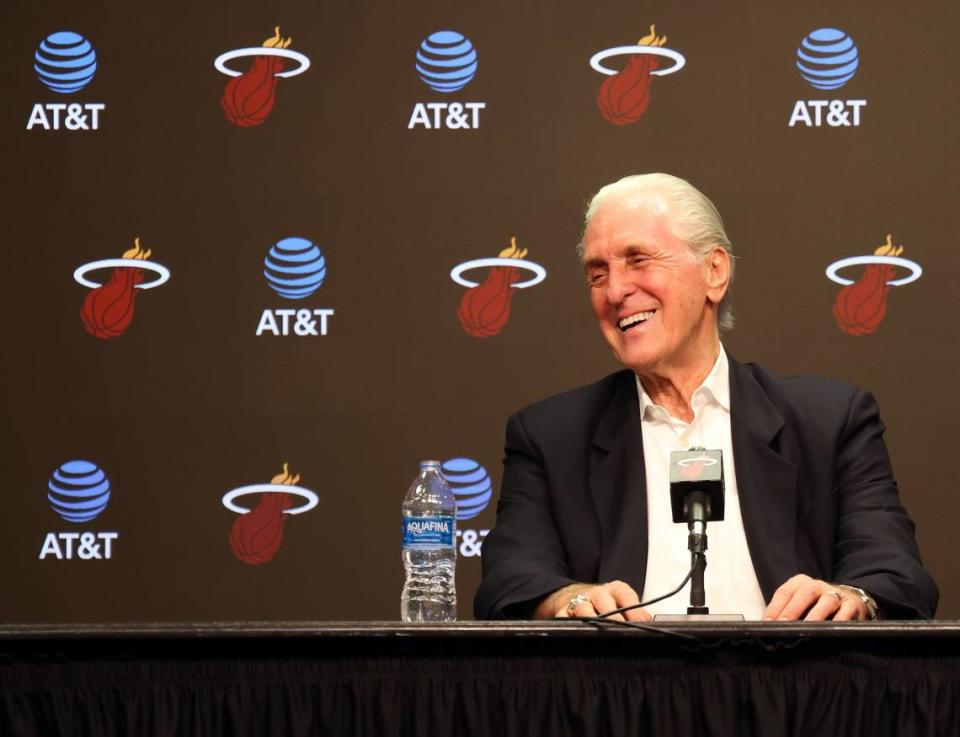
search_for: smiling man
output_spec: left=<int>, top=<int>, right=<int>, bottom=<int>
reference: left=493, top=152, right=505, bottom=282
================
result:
left=474, top=173, right=937, bottom=622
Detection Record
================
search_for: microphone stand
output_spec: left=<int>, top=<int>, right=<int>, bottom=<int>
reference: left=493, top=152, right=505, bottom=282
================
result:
left=685, top=491, right=710, bottom=615
left=653, top=489, right=743, bottom=622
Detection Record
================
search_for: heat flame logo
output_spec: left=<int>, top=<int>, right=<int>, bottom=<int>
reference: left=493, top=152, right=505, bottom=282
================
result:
left=214, top=27, right=311, bottom=127
left=826, top=233, right=922, bottom=336
left=74, top=237, right=170, bottom=339
left=450, top=236, right=546, bottom=338
left=222, top=463, right=319, bottom=565
left=590, top=24, right=685, bottom=126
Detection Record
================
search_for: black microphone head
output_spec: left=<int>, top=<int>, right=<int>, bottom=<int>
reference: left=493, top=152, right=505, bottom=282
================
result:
left=669, top=449, right=725, bottom=523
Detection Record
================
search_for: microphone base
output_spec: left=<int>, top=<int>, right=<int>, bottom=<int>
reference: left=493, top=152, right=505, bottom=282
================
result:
left=653, top=614, right=746, bottom=622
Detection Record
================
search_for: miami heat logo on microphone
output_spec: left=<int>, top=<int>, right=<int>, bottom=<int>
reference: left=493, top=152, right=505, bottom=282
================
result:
left=73, top=237, right=170, bottom=339
left=214, top=27, right=310, bottom=127
left=450, top=236, right=546, bottom=338
left=222, top=463, right=319, bottom=565
left=590, top=24, right=685, bottom=125
left=826, top=233, right=922, bottom=336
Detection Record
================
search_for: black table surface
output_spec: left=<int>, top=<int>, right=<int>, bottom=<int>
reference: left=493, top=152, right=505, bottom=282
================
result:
left=1, top=619, right=958, bottom=656
left=1, top=619, right=959, bottom=638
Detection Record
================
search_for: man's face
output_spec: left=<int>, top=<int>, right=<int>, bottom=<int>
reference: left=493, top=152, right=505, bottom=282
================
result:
left=581, top=188, right=725, bottom=376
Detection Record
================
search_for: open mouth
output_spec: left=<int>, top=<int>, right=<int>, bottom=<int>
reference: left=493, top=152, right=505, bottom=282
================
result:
left=618, top=310, right=656, bottom=332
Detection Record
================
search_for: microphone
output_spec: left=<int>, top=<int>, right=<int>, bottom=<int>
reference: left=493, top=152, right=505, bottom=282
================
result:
left=670, top=449, right=724, bottom=523
left=669, top=449, right=725, bottom=614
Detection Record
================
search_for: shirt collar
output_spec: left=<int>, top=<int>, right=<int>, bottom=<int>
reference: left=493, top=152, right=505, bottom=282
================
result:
left=636, top=345, right=730, bottom=419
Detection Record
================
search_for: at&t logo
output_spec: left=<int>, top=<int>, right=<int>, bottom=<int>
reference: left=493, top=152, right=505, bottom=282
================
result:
left=255, top=237, right=335, bottom=337
left=27, top=31, right=105, bottom=131
left=408, top=30, right=486, bottom=130
left=441, top=457, right=493, bottom=558
left=39, top=460, right=118, bottom=561
left=789, top=28, right=866, bottom=128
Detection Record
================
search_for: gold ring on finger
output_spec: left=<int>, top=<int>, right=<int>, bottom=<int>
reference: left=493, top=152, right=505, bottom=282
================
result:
left=567, top=593, right=589, bottom=616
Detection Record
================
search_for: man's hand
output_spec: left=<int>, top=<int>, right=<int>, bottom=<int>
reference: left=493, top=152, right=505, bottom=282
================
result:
left=534, top=580, right=652, bottom=622
left=762, top=574, right=867, bottom=621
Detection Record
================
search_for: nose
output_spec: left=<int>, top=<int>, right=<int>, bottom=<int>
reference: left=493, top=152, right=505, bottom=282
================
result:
left=605, top=263, right=636, bottom=305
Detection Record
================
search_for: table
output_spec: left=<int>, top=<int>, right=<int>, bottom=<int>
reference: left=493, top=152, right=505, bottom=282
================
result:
left=1, top=621, right=958, bottom=736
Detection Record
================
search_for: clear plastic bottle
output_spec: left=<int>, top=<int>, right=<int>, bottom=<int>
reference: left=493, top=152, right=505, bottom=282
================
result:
left=401, top=460, right=457, bottom=622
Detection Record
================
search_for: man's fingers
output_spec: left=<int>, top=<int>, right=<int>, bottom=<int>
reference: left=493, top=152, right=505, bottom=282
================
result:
left=607, top=581, right=641, bottom=610
left=551, top=585, right=590, bottom=618
left=591, top=589, right=623, bottom=620
left=553, top=581, right=645, bottom=621
left=765, top=576, right=871, bottom=622
left=607, top=583, right=649, bottom=621
left=763, top=574, right=812, bottom=620
left=625, top=606, right=653, bottom=622
left=554, top=587, right=602, bottom=619
left=803, top=592, right=843, bottom=621
left=569, top=597, right=599, bottom=618
left=832, top=598, right=862, bottom=622
left=599, top=581, right=649, bottom=621
left=776, top=583, right=824, bottom=621
left=762, top=589, right=791, bottom=621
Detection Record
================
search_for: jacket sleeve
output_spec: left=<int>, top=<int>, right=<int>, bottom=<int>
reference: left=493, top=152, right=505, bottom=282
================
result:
left=831, top=389, right=939, bottom=619
left=473, top=411, right=578, bottom=619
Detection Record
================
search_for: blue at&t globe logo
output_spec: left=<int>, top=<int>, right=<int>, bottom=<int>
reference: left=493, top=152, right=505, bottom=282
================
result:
left=796, top=28, right=859, bottom=91
left=415, top=30, right=478, bottom=93
left=34, top=31, right=98, bottom=94
left=47, top=460, right=110, bottom=522
left=441, top=458, right=492, bottom=521
left=264, top=237, right=326, bottom=299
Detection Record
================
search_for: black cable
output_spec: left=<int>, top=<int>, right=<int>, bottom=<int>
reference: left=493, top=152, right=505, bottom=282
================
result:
left=593, top=552, right=701, bottom=620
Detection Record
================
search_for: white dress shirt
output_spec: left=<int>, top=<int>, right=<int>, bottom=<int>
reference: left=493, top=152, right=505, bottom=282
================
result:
left=637, top=347, right=767, bottom=619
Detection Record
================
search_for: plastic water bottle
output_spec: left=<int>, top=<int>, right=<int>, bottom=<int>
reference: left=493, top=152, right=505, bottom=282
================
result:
left=401, top=460, right=457, bottom=622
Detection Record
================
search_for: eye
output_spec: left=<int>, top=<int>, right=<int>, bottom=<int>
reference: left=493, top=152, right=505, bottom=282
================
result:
left=627, top=253, right=648, bottom=268
left=586, top=269, right=608, bottom=287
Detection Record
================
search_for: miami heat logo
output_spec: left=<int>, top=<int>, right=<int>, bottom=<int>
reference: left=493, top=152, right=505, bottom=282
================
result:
left=826, top=233, right=922, bottom=336
left=450, top=236, right=546, bottom=338
left=590, top=25, right=685, bottom=125
left=214, top=27, right=310, bottom=127
left=73, top=237, right=170, bottom=339
left=221, top=463, right=318, bottom=565
left=679, top=457, right=714, bottom=479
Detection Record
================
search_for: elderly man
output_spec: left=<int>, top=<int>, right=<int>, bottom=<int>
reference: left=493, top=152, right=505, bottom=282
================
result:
left=474, top=173, right=937, bottom=622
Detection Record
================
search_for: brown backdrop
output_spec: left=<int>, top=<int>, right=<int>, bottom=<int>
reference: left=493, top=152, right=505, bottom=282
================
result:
left=2, top=0, right=956, bottom=621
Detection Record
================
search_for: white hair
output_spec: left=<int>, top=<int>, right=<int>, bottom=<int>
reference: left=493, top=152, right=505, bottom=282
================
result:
left=578, top=173, right=735, bottom=332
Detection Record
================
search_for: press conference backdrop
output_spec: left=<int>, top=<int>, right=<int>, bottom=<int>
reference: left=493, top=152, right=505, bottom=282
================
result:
left=2, top=0, right=957, bottom=622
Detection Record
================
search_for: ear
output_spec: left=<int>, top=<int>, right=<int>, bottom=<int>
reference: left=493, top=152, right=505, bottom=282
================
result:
left=704, top=246, right=731, bottom=306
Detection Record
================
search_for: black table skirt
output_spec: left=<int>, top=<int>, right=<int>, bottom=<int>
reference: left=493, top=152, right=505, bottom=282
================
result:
left=1, top=621, right=958, bottom=737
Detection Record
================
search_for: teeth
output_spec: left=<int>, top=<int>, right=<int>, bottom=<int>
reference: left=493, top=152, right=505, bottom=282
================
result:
left=618, top=311, right=655, bottom=330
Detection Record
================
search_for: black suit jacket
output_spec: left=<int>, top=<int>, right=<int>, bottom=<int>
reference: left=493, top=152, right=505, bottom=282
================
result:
left=474, top=357, right=938, bottom=620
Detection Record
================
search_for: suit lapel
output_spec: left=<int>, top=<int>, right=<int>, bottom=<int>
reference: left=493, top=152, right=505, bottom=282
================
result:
left=589, top=372, right=649, bottom=589
left=728, top=357, right=799, bottom=602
